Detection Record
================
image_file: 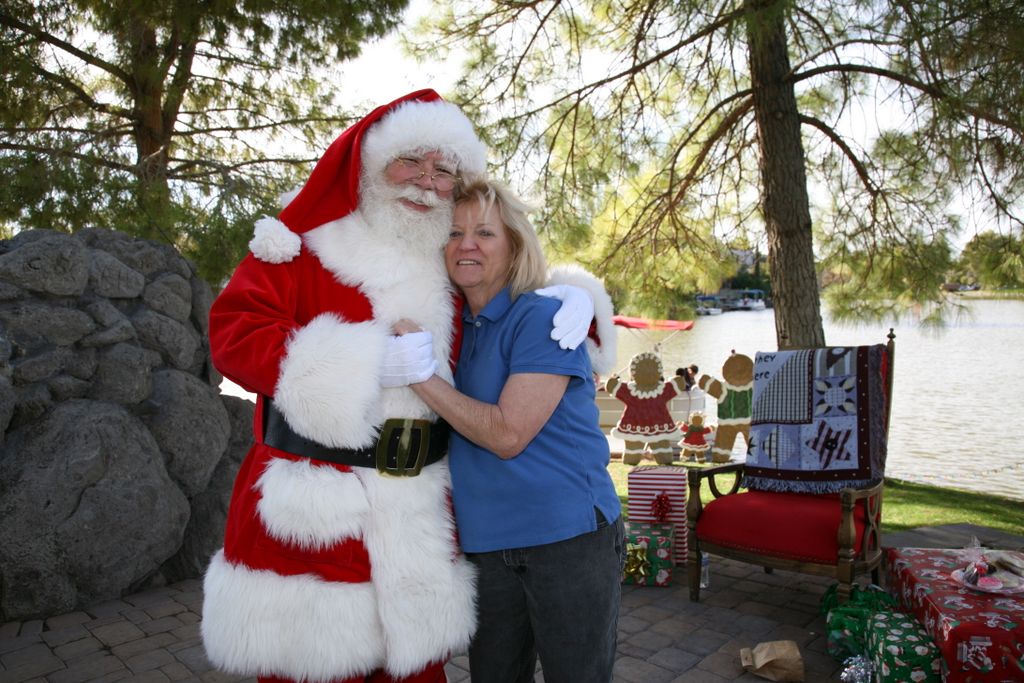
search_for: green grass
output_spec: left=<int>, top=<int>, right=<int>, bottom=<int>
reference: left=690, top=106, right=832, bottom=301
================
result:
left=607, top=461, right=1024, bottom=537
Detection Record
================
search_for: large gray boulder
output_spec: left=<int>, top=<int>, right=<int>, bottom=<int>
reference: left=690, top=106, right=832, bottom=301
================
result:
left=161, top=394, right=253, bottom=581
left=0, top=229, right=252, bottom=621
left=0, top=401, right=190, bottom=617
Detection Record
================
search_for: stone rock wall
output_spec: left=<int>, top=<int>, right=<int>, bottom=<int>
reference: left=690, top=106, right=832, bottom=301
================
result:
left=0, top=228, right=253, bottom=621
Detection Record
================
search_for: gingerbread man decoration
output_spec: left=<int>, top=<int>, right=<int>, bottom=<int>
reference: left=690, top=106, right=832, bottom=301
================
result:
left=697, top=352, right=753, bottom=463
left=678, top=411, right=714, bottom=463
left=606, top=352, right=684, bottom=465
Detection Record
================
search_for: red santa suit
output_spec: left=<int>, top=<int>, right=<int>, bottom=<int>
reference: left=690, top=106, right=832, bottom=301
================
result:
left=200, top=90, right=617, bottom=683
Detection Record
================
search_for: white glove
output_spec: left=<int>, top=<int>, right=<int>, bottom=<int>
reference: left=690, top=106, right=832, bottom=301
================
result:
left=535, top=284, right=594, bottom=350
left=380, top=331, right=438, bottom=388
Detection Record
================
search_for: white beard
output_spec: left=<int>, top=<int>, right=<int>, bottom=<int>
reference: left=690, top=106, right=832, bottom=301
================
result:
left=359, top=177, right=453, bottom=253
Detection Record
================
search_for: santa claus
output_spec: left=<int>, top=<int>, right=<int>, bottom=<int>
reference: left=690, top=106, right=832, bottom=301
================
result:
left=200, top=89, right=616, bottom=683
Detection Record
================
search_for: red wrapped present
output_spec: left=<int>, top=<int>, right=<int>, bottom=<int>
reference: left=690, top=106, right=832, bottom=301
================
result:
left=886, top=547, right=1024, bottom=682
left=627, top=465, right=688, bottom=564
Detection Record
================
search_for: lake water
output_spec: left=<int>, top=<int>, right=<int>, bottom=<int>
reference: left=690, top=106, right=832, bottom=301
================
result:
left=220, top=299, right=1024, bottom=502
left=611, top=298, right=1024, bottom=502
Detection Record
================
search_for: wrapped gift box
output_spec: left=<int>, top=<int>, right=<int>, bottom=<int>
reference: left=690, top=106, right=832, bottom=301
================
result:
left=886, top=547, right=1024, bottom=682
left=866, top=610, right=942, bottom=682
left=626, top=465, right=688, bottom=564
left=826, top=604, right=874, bottom=660
left=622, top=521, right=673, bottom=587
left=822, top=583, right=900, bottom=661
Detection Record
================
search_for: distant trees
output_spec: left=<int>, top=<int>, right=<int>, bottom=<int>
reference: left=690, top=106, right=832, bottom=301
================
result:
left=415, top=0, right=1024, bottom=345
left=0, top=0, right=407, bottom=284
left=957, top=232, right=1024, bottom=290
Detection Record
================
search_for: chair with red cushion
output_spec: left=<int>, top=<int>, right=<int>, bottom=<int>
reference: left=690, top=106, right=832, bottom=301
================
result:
left=686, top=331, right=895, bottom=604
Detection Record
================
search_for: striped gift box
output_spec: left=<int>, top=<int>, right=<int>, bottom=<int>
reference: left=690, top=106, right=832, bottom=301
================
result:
left=626, top=465, right=688, bottom=564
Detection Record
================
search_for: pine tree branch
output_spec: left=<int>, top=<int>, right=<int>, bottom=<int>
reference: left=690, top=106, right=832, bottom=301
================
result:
left=0, top=9, right=132, bottom=85
left=799, top=113, right=878, bottom=196
left=794, top=63, right=1019, bottom=132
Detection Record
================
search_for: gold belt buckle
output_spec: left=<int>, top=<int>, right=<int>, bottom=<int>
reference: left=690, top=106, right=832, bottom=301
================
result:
left=376, top=418, right=430, bottom=477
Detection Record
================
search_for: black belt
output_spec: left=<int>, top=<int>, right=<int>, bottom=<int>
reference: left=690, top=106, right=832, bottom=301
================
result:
left=262, top=400, right=449, bottom=477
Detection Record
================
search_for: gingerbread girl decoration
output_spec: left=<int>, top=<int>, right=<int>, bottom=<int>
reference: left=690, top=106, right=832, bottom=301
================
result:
left=606, top=351, right=684, bottom=465
left=697, top=351, right=753, bottom=462
left=679, top=412, right=714, bottom=463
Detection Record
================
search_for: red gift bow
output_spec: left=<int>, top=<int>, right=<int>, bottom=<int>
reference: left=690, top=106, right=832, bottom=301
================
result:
left=650, top=492, right=672, bottom=523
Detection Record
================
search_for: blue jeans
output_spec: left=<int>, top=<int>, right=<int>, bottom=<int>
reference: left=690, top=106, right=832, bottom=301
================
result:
left=465, top=511, right=626, bottom=683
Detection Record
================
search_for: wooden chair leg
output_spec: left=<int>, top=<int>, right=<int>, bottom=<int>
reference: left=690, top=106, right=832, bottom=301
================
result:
left=688, top=542, right=702, bottom=601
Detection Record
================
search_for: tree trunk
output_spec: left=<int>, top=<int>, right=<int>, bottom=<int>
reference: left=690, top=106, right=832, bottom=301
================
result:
left=745, top=0, right=825, bottom=348
left=130, top=19, right=173, bottom=242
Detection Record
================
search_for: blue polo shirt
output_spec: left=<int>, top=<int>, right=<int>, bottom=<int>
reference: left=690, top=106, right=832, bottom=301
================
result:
left=449, top=288, right=621, bottom=553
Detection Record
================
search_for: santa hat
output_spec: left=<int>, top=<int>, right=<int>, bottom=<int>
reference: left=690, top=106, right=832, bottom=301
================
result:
left=250, top=89, right=488, bottom=263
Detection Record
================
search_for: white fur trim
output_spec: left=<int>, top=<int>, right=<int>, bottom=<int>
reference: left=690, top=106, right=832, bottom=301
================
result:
left=357, top=460, right=477, bottom=677
left=305, top=214, right=457, bottom=423
left=274, top=313, right=390, bottom=449
left=622, top=382, right=669, bottom=399
left=611, top=427, right=683, bottom=443
left=249, top=216, right=302, bottom=264
left=201, top=551, right=385, bottom=682
left=361, top=100, right=487, bottom=180
left=256, top=457, right=369, bottom=548
left=546, top=264, right=617, bottom=375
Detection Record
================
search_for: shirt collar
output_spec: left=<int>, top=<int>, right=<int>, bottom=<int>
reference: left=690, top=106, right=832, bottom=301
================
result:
left=462, top=287, right=513, bottom=323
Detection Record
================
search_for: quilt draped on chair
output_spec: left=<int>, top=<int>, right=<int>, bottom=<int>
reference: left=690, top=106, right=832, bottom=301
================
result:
left=742, top=344, right=888, bottom=494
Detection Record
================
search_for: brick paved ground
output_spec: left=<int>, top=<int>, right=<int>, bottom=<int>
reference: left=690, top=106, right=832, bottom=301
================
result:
left=0, top=556, right=847, bottom=683
left=3, top=524, right=1021, bottom=683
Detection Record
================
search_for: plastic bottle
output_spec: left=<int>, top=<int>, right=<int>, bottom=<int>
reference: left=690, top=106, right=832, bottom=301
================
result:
left=700, top=553, right=710, bottom=588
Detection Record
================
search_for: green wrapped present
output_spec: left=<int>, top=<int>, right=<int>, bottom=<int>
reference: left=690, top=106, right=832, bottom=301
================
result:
left=822, top=583, right=899, bottom=661
left=866, top=611, right=941, bottom=682
left=622, top=522, right=673, bottom=587
left=826, top=605, right=874, bottom=660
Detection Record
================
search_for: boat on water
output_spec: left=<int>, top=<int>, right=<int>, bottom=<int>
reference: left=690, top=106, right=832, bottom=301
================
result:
left=695, top=294, right=723, bottom=316
left=718, top=288, right=768, bottom=311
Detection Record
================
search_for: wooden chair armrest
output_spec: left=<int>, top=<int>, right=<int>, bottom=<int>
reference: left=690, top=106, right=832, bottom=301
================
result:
left=837, top=479, right=885, bottom=561
left=690, top=463, right=745, bottom=497
left=839, top=479, right=884, bottom=503
left=686, top=463, right=745, bottom=524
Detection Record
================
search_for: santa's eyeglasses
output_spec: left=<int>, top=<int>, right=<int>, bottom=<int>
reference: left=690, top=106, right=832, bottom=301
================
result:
left=391, top=157, right=460, bottom=191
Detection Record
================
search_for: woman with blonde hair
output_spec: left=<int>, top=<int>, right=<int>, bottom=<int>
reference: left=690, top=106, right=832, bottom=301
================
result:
left=398, top=179, right=623, bottom=682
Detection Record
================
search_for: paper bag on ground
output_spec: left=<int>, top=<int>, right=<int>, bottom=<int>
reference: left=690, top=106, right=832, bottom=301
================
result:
left=739, top=640, right=804, bottom=682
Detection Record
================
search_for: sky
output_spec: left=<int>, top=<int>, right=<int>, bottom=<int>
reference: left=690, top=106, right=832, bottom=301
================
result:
left=332, top=0, right=462, bottom=107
